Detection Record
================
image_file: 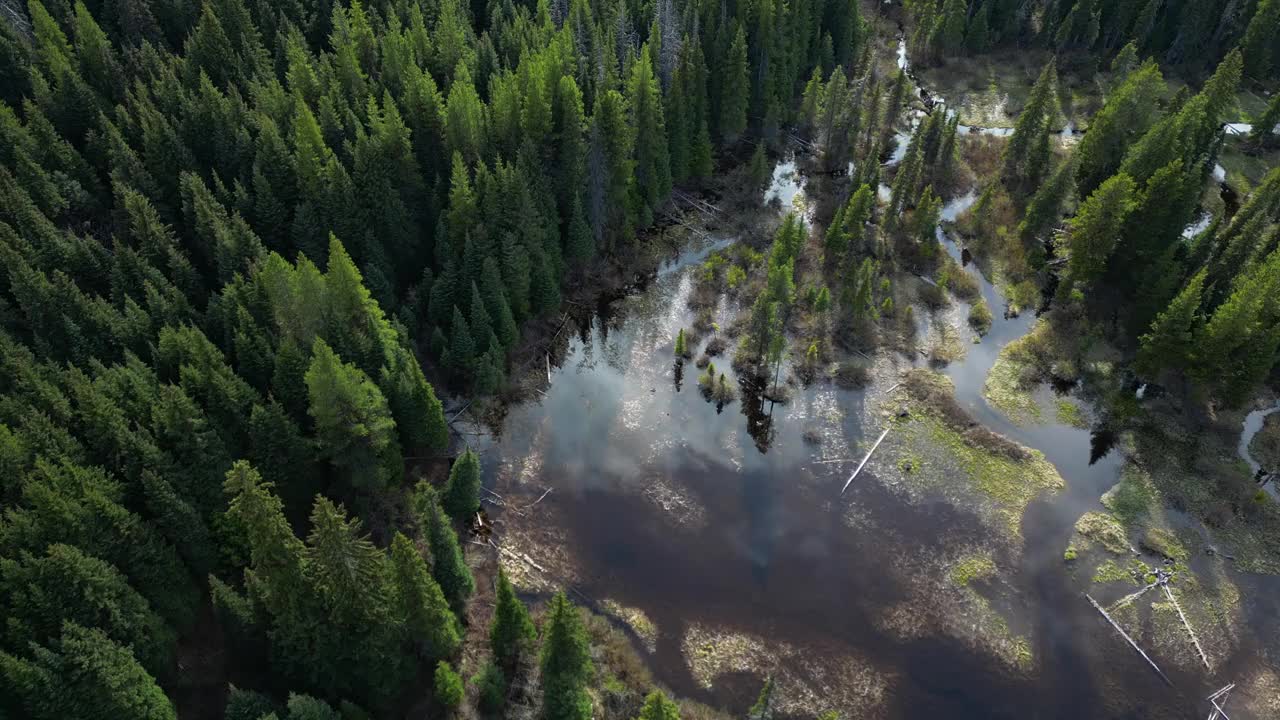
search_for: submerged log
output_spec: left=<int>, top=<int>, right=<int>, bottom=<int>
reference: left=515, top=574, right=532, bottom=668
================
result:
left=1086, top=594, right=1172, bottom=686
left=1162, top=584, right=1211, bottom=670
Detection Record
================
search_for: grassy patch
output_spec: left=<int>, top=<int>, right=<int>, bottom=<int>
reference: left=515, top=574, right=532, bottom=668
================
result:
left=1091, top=559, right=1138, bottom=585
left=1101, top=464, right=1157, bottom=529
left=902, top=370, right=1065, bottom=536
left=950, top=554, right=997, bottom=587
left=984, top=347, right=1043, bottom=425
left=1054, top=399, right=1088, bottom=429
left=928, top=324, right=967, bottom=366
left=1140, top=527, right=1189, bottom=562
left=1074, top=511, right=1130, bottom=555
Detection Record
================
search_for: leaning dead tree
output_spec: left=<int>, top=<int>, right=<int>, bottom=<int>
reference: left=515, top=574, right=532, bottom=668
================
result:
left=1086, top=593, right=1172, bottom=686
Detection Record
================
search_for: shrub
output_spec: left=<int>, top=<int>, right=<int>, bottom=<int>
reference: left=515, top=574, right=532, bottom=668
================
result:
left=435, top=661, right=464, bottom=708
left=968, top=299, right=993, bottom=334
left=473, top=662, right=506, bottom=714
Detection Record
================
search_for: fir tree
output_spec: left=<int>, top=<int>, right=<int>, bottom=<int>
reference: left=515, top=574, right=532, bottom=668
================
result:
left=1137, top=269, right=1205, bottom=377
left=1063, top=173, right=1138, bottom=294
left=305, top=338, right=402, bottom=491
left=389, top=533, right=461, bottom=661
left=443, top=449, right=482, bottom=521
left=1242, top=0, right=1280, bottom=79
left=1002, top=59, right=1057, bottom=193
left=629, top=50, right=672, bottom=227
left=490, top=566, right=535, bottom=667
left=636, top=690, right=681, bottom=720
left=413, top=483, right=474, bottom=613
left=435, top=661, right=464, bottom=708
left=1019, top=156, right=1077, bottom=241
left=719, top=24, right=750, bottom=143
left=540, top=592, right=593, bottom=720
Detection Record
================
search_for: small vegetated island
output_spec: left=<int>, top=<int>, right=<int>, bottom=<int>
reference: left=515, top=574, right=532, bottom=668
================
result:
left=0, top=0, right=1279, bottom=719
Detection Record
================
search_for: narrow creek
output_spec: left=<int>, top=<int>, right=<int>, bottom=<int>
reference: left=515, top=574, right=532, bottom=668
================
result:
left=473, top=41, right=1276, bottom=720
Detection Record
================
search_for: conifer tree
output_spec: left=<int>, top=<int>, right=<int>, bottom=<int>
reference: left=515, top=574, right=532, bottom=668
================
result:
left=719, top=24, right=750, bottom=143
left=388, top=533, right=461, bottom=661
left=938, top=0, right=968, bottom=54
left=1002, top=59, right=1057, bottom=193
left=1019, top=156, right=1077, bottom=241
left=1137, top=269, right=1205, bottom=377
left=305, top=338, right=401, bottom=491
left=490, top=566, right=535, bottom=667
left=1063, top=173, right=1138, bottom=294
left=629, top=50, right=672, bottom=227
left=636, top=690, right=681, bottom=720
left=1075, top=61, right=1163, bottom=196
left=413, top=483, right=474, bottom=613
left=443, top=449, right=482, bottom=521
left=1250, top=92, right=1280, bottom=149
left=1, top=622, right=175, bottom=720
left=540, top=592, right=593, bottom=720
left=1242, top=0, right=1280, bottom=79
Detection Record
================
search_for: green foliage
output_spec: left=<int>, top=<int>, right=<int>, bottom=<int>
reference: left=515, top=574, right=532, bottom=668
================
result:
left=434, top=661, right=464, bottom=708
left=636, top=690, right=681, bottom=720
left=224, top=686, right=276, bottom=720
left=490, top=567, right=535, bottom=667
left=305, top=338, right=401, bottom=491
left=388, top=533, right=461, bottom=661
left=1002, top=59, right=1057, bottom=194
left=2, top=621, right=175, bottom=720
left=540, top=592, right=593, bottom=720
left=1064, top=174, right=1137, bottom=293
left=443, top=449, right=482, bottom=521
left=0, top=0, right=916, bottom=714
left=413, top=483, right=474, bottom=613
left=474, top=662, right=507, bottom=714
left=719, top=24, right=750, bottom=143
left=748, top=677, right=775, bottom=720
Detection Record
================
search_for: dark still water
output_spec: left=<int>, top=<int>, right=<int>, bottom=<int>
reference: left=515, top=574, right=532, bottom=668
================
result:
left=471, top=165, right=1276, bottom=719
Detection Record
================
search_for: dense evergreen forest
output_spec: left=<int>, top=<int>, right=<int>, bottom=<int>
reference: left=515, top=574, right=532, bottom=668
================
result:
left=0, top=0, right=862, bottom=716
left=1, top=0, right=1279, bottom=717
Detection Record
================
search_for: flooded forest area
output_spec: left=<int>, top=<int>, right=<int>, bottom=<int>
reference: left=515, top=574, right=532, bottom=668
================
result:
left=468, top=7, right=1280, bottom=720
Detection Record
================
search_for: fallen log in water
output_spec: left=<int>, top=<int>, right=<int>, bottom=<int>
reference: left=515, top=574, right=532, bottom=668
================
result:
left=1086, top=594, right=1172, bottom=686
left=842, top=427, right=892, bottom=495
left=1162, top=584, right=1211, bottom=670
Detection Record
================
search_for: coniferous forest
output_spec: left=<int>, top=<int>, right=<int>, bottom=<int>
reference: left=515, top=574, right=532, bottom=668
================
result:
left=1, top=0, right=1280, bottom=718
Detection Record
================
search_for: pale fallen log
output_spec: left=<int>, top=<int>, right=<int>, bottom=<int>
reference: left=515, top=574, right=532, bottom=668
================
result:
left=489, top=539, right=547, bottom=574
left=1086, top=594, right=1172, bottom=686
left=842, top=427, right=892, bottom=495
left=811, top=457, right=856, bottom=465
left=546, top=355, right=552, bottom=383
left=527, top=487, right=553, bottom=507
left=1109, top=580, right=1160, bottom=610
left=447, top=400, right=474, bottom=422
left=1162, top=583, right=1211, bottom=670
left=1207, top=684, right=1235, bottom=720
